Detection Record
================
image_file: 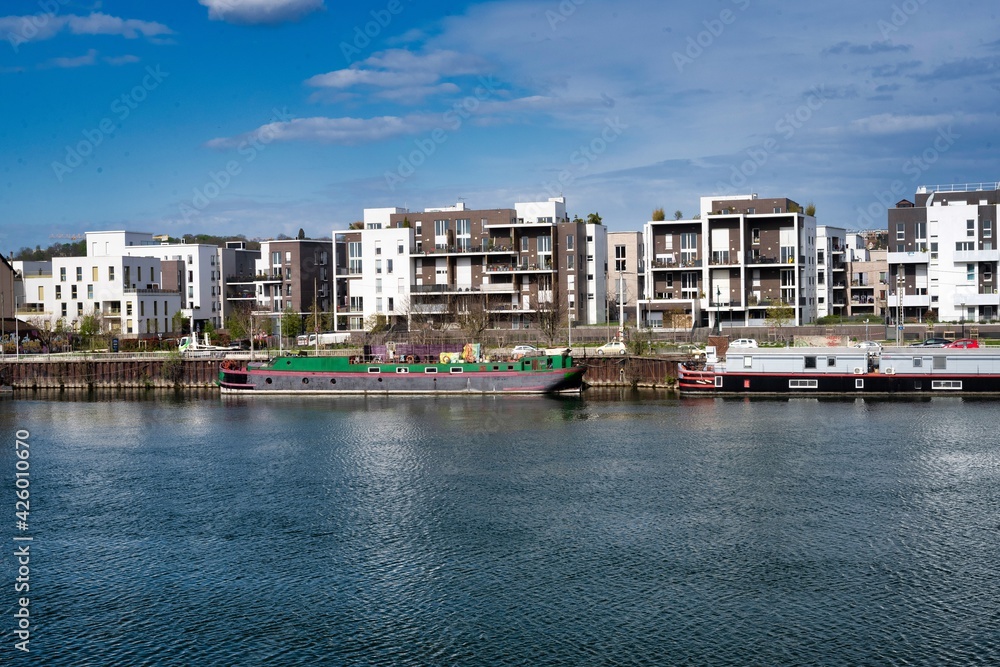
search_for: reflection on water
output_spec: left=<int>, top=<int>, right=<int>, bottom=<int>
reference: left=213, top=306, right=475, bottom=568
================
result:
left=1, top=393, right=998, bottom=665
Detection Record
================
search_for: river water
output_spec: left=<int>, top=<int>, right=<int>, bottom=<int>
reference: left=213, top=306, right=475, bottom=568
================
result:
left=2, top=390, right=998, bottom=665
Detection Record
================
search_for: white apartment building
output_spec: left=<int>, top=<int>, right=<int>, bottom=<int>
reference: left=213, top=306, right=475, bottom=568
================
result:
left=888, top=182, right=1000, bottom=324
left=16, top=243, right=181, bottom=336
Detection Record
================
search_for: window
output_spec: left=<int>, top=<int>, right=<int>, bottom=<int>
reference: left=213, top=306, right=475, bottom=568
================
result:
left=567, top=255, right=575, bottom=270
left=375, top=241, right=381, bottom=255
left=350, top=296, right=363, bottom=312
left=435, top=219, right=448, bottom=236
left=375, top=278, right=382, bottom=294
left=567, top=234, right=574, bottom=250
left=387, top=259, right=393, bottom=274
left=967, top=219, right=975, bottom=237
left=55, top=285, right=61, bottom=299
left=538, top=235, right=551, bottom=253
left=60, top=267, right=66, bottom=282
left=126, top=302, right=132, bottom=315
left=71, top=285, right=78, bottom=299
left=61, top=303, right=67, bottom=317
left=615, top=245, right=627, bottom=272
left=789, top=379, right=818, bottom=388
left=804, top=356, right=817, bottom=369
left=348, top=242, right=362, bottom=274
left=285, top=251, right=292, bottom=263
left=92, top=266, right=98, bottom=281
left=521, top=236, right=529, bottom=251
left=376, top=297, right=383, bottom=313
left=968, top=264, right=975, bottom=281
left=76, top=267, right=82, bottom=281
left=896, top=222, right=905, bottom=241
left=985, top=220, right=993, bottom=239
left=109, top=266, right=115, bottom=281
left=87, top=285, right=93, bottom=299
left=376, top=259, right=382, bottom=274
left=456, top=219, right=470, bottom=251
left=398, top=242, right=404, bottom=254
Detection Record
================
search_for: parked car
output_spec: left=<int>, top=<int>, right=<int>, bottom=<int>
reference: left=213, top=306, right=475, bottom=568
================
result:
left=945, top=338, right=980, bottom=348
left=910, top=339, right=948, bottom=347
left=511, top=345, right=541, bottom=358
left=728, top=338, right=759, bottom=348
left=596, top=340, right=627, bottom=355
left=854, top=340, right=882, bottom=351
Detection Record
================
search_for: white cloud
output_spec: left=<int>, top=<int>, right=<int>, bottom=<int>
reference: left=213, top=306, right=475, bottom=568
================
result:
left=0, top=12, right=172, bottom=46
left=205, top=114, right=443, bottom=148
left=849, top=113, right=958, bottom=134
left=306, top=49, right=489, bottom=97
left=103, top=54, right=141, bottom=66
left=198, top=0, right=324, bottom=25
left=43, top=49, right=98, bottom=69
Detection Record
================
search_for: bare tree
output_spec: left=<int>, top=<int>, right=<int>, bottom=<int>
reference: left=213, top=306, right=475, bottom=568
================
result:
left=530, top=286, right=567, bottom=348
left=225, top=302, right=255, bottom=340
left=456, top=292, right=491, bottom=341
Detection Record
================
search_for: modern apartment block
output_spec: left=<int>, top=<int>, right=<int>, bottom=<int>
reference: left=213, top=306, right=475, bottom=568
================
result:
left=329, top=197, right=608, bottom=332
left=607, top=231, right=644, bottom=329
left=887, top=182, right=1000, bottom=324
left=250, top=239, right=334, bottom=319
left=639, top=194, right=817, bottom=330
left=15, top=231, right=182, bottom=335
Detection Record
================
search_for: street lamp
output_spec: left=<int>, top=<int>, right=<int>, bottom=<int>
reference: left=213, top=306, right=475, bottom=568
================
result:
left=960, top=300, right=966, bottom=338
left=864, top=318, right=869, bottom=341
left=712, top=285, right=721, bottom=335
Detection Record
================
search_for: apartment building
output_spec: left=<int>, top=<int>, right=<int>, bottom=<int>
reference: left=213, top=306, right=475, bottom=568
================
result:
left=251, top=239, right=334, bottom=319
left=15, top=235, right=182, bottom=336
left=887, top=182, right=1000, bottom=324
left=328, top=197, right=608, bottom=332
left=607, top=231, right=644, bottom=329
left=639, top=194, right=818, bottom=330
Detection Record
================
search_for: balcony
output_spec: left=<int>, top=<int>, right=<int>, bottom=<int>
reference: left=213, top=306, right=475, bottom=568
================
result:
left=953, top=248, right=1000, bottom=263
left=887, top=250, right=930, bottom=264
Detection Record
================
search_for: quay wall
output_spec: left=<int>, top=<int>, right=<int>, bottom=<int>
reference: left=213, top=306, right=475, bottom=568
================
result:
left=1, top=357, right=220, bottom=389
left=0, top=355, right=685, bottom=391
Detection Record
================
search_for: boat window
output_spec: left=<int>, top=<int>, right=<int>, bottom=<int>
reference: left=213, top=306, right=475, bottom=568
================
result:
left=932, top=380, right=961, bottom=390
left=827, top=357, right=836, bottom=367
left=449, top=367, right=464, bottom=374
left=302, top=378, right=309, bottom=384
left=933, top=356, right=947, bottom=370
left=743, top=356, right=752, bottom=368
left=508, top=365, right=514, bottom=371
left=715, top=376, right=723, bottom=388
left=855, top=378, right=863, bottom=389
left=804, top=356, right=817, bottom=369
left=913, top=358, right=923, bottom=368
left=789, top=379, right=818, bottom=388
left=424, top=367, right=438, bottom=374
left=395, top=367, right=409, bottom=374
left=367, top=367, right=380, bottom=374
left=265, top=378, right=272, bottom=384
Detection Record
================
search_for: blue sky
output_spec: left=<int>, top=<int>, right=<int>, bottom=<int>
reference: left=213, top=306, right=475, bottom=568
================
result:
left=1, top=0, right=998, bottom=253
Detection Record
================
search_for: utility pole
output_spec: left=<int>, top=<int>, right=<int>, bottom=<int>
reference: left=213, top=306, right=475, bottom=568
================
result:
left=618, top=271, right=624, bottom=340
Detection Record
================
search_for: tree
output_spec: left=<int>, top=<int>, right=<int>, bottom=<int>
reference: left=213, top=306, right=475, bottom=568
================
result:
left=364, top=313, right=388, bottom=335
left=651, top=208, right=665, bottom=221
left=280, top=305, right=302, bottom=340
left=572, top=214, right=584, bottom=223
left=456, top=293, right=491, bottom=341
left=172, top=310, right=188, bottom=334
left=78, top=308, right=104, bottom=350
left=766, top=301, right=795, bottom=328
left=805, top=202, right=816, bottom=217
left=225, top=303, right=254, bottom=340
left=530, top=286, right=568, bottom=348
left=203, top=319, right=216, bottom=343
left=586, top=212, right=603, bottom=225
left=674, top=210, right=684, bottom=220
left=297, top=228, right=306, bottom=240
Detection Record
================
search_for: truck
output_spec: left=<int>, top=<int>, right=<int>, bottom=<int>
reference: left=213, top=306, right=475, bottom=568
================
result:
left=296, top=332, right=351, bottom=347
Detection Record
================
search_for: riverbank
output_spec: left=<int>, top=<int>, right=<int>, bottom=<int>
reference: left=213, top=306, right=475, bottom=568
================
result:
left=0, top=354, right=686, bottom=390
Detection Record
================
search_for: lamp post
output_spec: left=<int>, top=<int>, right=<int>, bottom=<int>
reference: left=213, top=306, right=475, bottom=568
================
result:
left=712, top=285, right=721, bottom=335
left=864, top=318, right=869, bottom=342
left=960, top=300, right=966, bottom=338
